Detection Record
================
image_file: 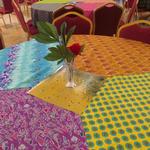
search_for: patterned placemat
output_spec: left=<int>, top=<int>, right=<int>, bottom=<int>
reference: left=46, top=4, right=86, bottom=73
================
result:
left=69, top=35, right=150, bottom=76
left=0, top=88, right=87, bottom=149
left=81, top=72, right=150, bottom=149
left=28, top=68, right=104, bottom=115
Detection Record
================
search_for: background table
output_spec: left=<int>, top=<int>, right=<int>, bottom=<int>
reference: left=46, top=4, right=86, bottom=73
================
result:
left=31, top=0, right=113, bottom=25
left=32, top=3, right=68, bottom=25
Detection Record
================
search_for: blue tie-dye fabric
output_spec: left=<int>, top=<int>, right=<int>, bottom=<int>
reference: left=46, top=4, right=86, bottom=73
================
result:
left=0, top=40, right=62, bottom=89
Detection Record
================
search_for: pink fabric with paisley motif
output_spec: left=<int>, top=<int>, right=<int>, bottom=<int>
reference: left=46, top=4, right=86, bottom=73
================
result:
left=0, top=88, right=87, bottom=150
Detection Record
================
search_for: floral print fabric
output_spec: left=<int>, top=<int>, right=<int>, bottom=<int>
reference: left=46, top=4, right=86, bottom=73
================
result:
left=0, top=88, right=87, bottom=150
left=0, top=40, right=62, bottom=90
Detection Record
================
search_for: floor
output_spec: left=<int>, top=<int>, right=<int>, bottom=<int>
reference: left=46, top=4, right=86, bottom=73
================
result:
left=0, top=6, right=30, bottom=48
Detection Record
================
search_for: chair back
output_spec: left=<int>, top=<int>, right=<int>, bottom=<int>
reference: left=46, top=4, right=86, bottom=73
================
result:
left=53, top=11, right=93, bottom=34
left=26, top=0, right=39, bottom=5
left=53, top=4, right=84, bottom=19
left=124, top=0, right=138, bottom=8
left=120, top=0, right=138, bottom=26
left=2, top=0, right=13, bottom=13
left=117, top=20, right=150, bottom=44
left=126, top=0, right=138, bottom=23
left=18, top=0, right=24, bottom=3
left=12, top=0, right=28, bottom=32
left=94, top=3, right=123, bottom=36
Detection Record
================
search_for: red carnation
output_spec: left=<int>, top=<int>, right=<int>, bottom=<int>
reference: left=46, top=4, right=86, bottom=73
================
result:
left=68, top=43, right=82, bottom=55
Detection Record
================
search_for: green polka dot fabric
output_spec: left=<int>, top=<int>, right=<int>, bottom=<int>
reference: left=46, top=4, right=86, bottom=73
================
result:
left=81, top=73, right=150, bottom=150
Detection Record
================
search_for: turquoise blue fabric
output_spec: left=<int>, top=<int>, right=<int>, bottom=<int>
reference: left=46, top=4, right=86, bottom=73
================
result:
left=0, top=40, right=62, bottom=89
left=0, top=47, right=11, bottom=73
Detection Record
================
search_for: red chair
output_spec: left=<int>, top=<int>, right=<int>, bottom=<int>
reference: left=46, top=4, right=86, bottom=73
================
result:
left=124, top=0, right=135, bottom=8
left=0, top=0, right=13, bottom=26
left=117, top=20, right=150, bottom=44
left=127, top=0, right=139, bottom=22
left=18, top=0, right=24, bottom=3
left=94, top=3, right=123, bottom=36
left=53, top=11, right=93, bottom=35
left=17, top=0, right=25, bottom=11
left=12, top=0, right=38, bottom=40
left=124, top=0, right=139, bottom=9
left=53, top=4, right=84, bottom=19
left=24, top=0, right=39, bottom=13
left=25, top=0, right=39, bottom=4
left=119, top=0, right=139, bottom=26
left=0, top=29, right=5, bottom=50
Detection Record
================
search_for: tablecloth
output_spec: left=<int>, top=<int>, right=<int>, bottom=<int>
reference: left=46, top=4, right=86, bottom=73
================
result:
left=69, top=35, right=150, bottom=76
left=31, top=0, right=112, bottom=25
left=0, top=88, right=87, bottom=149
left=0, top=40, right=62, bottom=90
left=76, top=2, right=110, bottom=20
left=81, top=72, right=150, bottom=149
left=28, top=68, right=105, bottom=115
left=31, top=3, right=67, bottom=25
left=0, top=35, right=150, bottom=149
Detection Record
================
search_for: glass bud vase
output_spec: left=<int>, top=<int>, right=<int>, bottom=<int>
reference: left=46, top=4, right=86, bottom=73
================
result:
left=65, top=59, right=76, bottom=88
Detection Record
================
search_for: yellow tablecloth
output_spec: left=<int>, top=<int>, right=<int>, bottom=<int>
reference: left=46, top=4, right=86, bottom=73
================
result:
left=81, top=72, right=150, bottom=149
left=69, top=35, right=150, bottom=76
left=28, top=68, right=104, bottom=114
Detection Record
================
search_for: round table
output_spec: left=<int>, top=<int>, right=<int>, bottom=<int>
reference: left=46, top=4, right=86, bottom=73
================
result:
left=0, top=35, right=150, bottom=150
left=68, top=35, right=150, bottom=76
left=31, top=0, right=114, bottom=25
left=31, top=3, right=67, bottom=25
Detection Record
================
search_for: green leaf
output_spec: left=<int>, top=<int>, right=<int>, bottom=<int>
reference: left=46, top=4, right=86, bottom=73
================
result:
left=56, top=45, right=71, bottom=58
left=34, top=22, right=77, bottom=62
left=45, top=22, right=59, bottom=40
left=57, top=45, right=66, bottom=59
left=48, top=47, right=57, bottom=51
left=44, top=52, right=62, bottom=61
left=36, top=22, right=49, bottom=35
left=60, top=22, right=67, bottom=45
left=33, top=33, right=57, bottom=44
left=36, top=22, right=59, bottom=40
left=57, top=58, right=64, bottom=64
left=66, top=25, right=76, bottom=44
left=49, top=47, right=62, bottom=58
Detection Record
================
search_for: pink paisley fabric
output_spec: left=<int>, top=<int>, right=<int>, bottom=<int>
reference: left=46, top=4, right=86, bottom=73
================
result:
left=0, top=88, right=87, bottom=150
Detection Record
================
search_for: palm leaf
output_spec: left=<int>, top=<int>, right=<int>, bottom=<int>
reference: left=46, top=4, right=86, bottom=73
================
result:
left=33, top=33, right=57, bottom=44
left=66, top=26, right=76, bottom=44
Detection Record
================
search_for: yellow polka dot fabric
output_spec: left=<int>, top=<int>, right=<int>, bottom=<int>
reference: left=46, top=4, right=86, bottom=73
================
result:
left=69, top=35, right=150, bottom=76
left=81, top=72, right=150, bottom=150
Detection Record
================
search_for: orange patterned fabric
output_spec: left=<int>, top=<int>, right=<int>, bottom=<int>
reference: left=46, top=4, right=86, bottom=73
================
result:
left=69, top=35, right=150, bottom=76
